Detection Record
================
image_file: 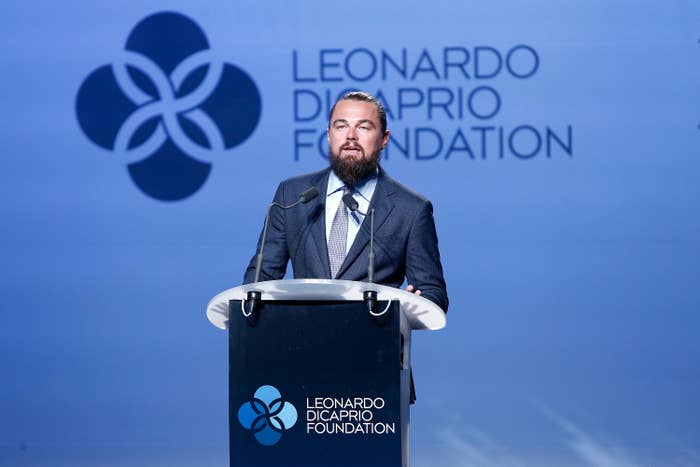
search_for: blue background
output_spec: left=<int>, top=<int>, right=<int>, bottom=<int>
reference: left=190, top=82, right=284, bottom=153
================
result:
left=1, top=1, right=699, bottom=465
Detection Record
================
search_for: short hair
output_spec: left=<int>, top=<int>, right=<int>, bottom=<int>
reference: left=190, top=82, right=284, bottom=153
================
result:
left=329, top=91, right=387, bottom=134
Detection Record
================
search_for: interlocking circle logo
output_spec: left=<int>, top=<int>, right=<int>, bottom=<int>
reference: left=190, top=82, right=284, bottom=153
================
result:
left=76, top=11, right=261, bottom=201
left=238, top=385, right=298, bottom=446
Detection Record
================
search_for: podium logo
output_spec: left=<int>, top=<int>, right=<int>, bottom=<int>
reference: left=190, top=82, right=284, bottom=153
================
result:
left=75, top=11, right=261, bottom=201
left=238, top=385, right=298, bottom=446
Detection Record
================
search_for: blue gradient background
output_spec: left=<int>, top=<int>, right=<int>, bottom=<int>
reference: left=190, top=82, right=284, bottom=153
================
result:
left=1, top=1, right=699, bottom=465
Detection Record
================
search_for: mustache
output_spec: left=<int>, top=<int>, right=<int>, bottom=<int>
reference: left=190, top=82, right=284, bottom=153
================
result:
left=341, top=142, right=364, bottom=151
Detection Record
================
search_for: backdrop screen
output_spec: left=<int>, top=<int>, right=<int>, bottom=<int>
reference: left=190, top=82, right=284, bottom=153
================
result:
left=2, top=1, right=699, bottom=465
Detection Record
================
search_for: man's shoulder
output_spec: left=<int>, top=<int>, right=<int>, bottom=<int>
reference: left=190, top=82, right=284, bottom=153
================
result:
left=380, top=169, right=431, bottom=205
left=280, top=168, right=330, bottom=189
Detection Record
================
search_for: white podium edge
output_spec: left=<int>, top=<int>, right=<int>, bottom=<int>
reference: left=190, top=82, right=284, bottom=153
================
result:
left=206, top=279, right=446, bottom=331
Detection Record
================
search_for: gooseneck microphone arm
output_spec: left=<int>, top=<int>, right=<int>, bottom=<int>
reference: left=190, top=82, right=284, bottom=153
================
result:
left=244, top=187, right=319, bottom=318
left=341, top=193, right=375, bottom=283
left=368, top=207, right=375, bottom=284
left=253, top=203, right=276, bottom=285
left=342, top=193, right=387, bottom=316
left=254, top=187, right=319, bottom=283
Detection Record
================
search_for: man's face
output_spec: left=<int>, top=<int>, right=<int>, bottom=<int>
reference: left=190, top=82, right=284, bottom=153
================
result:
left=327, top=99, right=390, bottom=186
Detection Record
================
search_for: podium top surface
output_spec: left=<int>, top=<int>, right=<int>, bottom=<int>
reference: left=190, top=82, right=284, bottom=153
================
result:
left=206, top=279, right=446, bottom=331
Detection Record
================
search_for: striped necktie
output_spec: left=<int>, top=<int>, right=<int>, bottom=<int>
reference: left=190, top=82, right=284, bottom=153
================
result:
left=328, top=187, right=350, bottom=278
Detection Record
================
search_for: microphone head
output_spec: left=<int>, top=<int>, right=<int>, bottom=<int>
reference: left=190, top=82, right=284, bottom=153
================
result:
left=299, top=187, right=319, bottom=203
left=342, top=192, right=359, bottom=211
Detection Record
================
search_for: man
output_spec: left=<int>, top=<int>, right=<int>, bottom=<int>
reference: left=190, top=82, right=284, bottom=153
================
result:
left=243, top=91, right=448, bottom=313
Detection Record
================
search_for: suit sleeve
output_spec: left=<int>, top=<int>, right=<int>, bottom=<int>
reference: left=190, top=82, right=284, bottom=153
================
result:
left=405, top=201, right=449, bottom=312
left=243, top=182, right=290, bottom=284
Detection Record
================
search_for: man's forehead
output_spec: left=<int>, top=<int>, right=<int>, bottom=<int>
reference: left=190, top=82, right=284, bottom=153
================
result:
left=330, top=100, right=380, bottom=123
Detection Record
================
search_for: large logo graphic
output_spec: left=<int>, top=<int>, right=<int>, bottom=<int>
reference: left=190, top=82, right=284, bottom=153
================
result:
left=238, top=385, right=298, bottom=446
left=76, top=12, right=261, bottom=201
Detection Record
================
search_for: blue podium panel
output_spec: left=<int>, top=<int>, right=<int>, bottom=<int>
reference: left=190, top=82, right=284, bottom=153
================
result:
left=228, top=300, right=404, bottom=467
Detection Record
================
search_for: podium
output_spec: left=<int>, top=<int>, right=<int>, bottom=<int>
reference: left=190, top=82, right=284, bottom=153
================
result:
left=206, top=279, right=445, bottom=467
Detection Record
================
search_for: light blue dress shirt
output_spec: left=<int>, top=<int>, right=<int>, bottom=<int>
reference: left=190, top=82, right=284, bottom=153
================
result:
left=325, top=170, right=378, bottom=254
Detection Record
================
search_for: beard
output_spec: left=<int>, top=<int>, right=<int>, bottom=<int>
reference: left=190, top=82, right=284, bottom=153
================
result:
left=330, top=143, right=381, bottom=187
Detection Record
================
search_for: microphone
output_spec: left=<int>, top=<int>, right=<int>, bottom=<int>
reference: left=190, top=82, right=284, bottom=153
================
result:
left=298, top=187, right=320, bottom=204
left=254, top=186, right=319, bottom=283
left=246, top=187, right=319, bottom=317
left=342, top=192, right=379, bottom=314
left=342, top=192, right=375, bottom=283
left=341, top=192, right=359, bottom=213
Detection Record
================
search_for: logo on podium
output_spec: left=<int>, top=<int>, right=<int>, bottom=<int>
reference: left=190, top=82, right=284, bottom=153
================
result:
left=238, top=385, right=298, bottom=446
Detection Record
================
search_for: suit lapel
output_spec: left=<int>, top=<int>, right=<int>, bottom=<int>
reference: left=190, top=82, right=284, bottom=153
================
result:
left=335, top=169, right=395, bottom=279
left=308, top=169, right=332, bottom=278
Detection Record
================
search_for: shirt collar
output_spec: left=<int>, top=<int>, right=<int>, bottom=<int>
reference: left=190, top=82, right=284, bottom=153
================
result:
left=327, top=168, right=378, bottom=203
left=327, top=170, right=345, bottom=197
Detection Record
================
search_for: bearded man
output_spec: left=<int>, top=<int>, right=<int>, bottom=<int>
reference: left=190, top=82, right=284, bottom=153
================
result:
left=243, top=91, right=448, bottom=313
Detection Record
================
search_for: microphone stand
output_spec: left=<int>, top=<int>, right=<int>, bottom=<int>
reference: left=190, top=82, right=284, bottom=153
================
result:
left=341, top=193, right=381, bottom=315
left=245, top=187, right=319, bottom=318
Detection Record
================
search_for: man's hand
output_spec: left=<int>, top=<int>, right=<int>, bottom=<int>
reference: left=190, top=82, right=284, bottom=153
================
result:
left=406, top=284, right=422, bottom=296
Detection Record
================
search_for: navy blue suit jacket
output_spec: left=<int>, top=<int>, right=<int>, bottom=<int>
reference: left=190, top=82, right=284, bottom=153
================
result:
left=244, top=167, right=448, bottom=312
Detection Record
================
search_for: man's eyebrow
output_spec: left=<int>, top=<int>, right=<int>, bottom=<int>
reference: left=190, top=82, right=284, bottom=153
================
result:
left=331, top=118, right=376, bottom=127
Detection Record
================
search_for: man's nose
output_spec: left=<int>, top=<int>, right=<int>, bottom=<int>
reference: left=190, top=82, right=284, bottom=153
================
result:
left=346, top=126, right=358, bottom=140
